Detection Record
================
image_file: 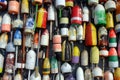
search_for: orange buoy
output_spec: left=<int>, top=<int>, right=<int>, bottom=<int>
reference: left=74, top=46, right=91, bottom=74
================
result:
left=8, top=0, right=19, bottom=15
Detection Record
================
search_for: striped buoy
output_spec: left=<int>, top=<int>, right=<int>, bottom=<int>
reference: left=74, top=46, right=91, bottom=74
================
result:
left=114, top=68, right=120, bottom=80
left=72, top=46, right=80, bottom=64
left=94, top=4, right=106, bottom=26
left=71, top=5, right=82, bottom=25
left=37, top=7, right=47, bottom=29
left=98, top=26, right=108, bottom=46
left=1, top=13, right=11, bottom=32
left=85, top=23, right=97, bottom=46
left=99, top=47, right=108, bottom=57
left=109, top=48, right=119, bottom=68
left=109, top=29, right=117, bottom=47
left=90, top=46, right=99, bottom=64
left=65, top=0, right=74, bottom=7
left=81, top=49, right=88, bottom=66
left=104, top=71, right=113, bottom=80
left=106, top=12, right=114, bottom=29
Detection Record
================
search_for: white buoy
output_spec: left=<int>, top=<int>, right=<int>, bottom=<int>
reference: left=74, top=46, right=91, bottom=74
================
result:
left=61, top=62, right=72, bottom=73
left=30, top=71, right=41, bottom=80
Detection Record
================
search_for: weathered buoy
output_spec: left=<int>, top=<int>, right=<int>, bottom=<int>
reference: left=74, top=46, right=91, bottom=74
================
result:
left=81, top=49, right=88, bottom=66
left=14, top=30, right=22, bottom=46
left=85, top=68, right=92, bottom=80
left=76, top=25, right=84, bottom=41
left=21, top=0, right=29, bottom=14
left=92, top=67, right=103, bottom=78
left=30, top=71, right=41, bottom=80
left=69, top=26, right=76, bottom=41
left=76, top=67, right=84, bottom=80
left=61, top=62, right=72, bottom=73
left=105, top=0, right=116, bottom=11
left=56, top=0, right=65, bottom=9
left=14, top=73, right=22, bottom=80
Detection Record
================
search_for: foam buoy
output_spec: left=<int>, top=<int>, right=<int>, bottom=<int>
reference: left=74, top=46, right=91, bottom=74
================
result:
left=55, top=73, right=64, bottom=80
left=66, top=0, right=74, bottom=7
left=76, top=67, right=84, bottom=80
left=14, top=73, right=22, bottom=80
left=90, top=46, right=99, bottom=64
left=56, top=0, right=65, bottom=8
left=69, top=26, right=76, bottom=41
left=61, top=62, right=72, bottom=73
left=21, top=0, right=29, bottom=14
left=94, top=4, right=106, bottom=26
left=88, top=0, right=98, bottom=6
left=32, top=0, right=43, bottom=5
left=72, top=46, right=80, bottom=64
left=105, top=0, right=116, bottom=11
left=30, top=71, right=41, bottom=80
left=71, top=5, right=82, bottom=25
left=8, top=0, right=19, bottom=14
left=114, top=68, right=120, bottom=80
left=104, top=71, right=113, bottom=80
left=61, top=27, right=69, bottom=37
left=85, top=68, right=92, bottom=80
left=98, top=26, right=108, bottom=46
left=109, top=29, right=117, bottom=47
left=106, top=12, right=114, bottom=29
left=33, top=32, right=39, bottom=49
left=81, top=49, right=88, bottom=66
left=14, top=30, right=22, bottom=46
left=37, top=7, right=47, bottom=29
left=92, top=67, right=103, bottom=78
left=83, top=6, right=89, bottom=22
left=76, top=25, right=84, bottom=41
left=1, top=13, right=11, bottom=32
left=85, top=23, right=97, bottom=46
left=116, top=1, right=120, bottom=22
left=99, top=47, right=108, bottom=57
left=109, top=48, right=119, bottom=68
left=0, top=33, right=8, bottom=49
left=53, top=35, right=61, bottom=44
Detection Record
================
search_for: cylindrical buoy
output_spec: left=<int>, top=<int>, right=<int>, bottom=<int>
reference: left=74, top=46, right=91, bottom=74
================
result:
left=33, top=32, right=39, bottom=49
left=8, top=0, right=19, bottom=14
left=109, top=29, right=117, bottom=47
left=76, top=25, right=84, bottom=41
left=90, top=46, right=99, bottom=64
left=76, top=67, right=84, bottom=80
left=71, top=6, right=82, bottom=25
left=109, top=48, right=119, bottom=68
left=98, top=26, right=108, bottom=46
left=40, top=29, right=49, bottom=46
left=85, top=23, right=97, bottom=46
left=21, top=0, right=29, bottom=14
left=69, top=26, right=76, bottom=41
left=61, top=62, right=72, bottom=73
left=53, top=35, right=61, bottom=44
left=1, top=13, right=11, bottom=32
left=14, top=30, right=22, bottom=46
left=92, top=67, right=103, bottom=78
left=85, top=68, right=92, bottom=80
left=65, top=0, right=74, bottom=7
left=61, top=27, right=69, bottom=37
left=99, top=47, right=108, bottom=57
left=5, top=53, right=15, bottom=74
left=72, top=46, right=80, bottom=64
left=81, top=49, right=88, bottom=66
left=0, top=33, right=8, bottom=49
left=56, top=0, right=65, bottom=9
left=114, top=68, right=120, bottom=80
left=104, top=71, right=113, bottom=80
left=106, top=12, right=114, bottom=29
left=32, top=0, right=43, bottom=5
left=105, top=0, right=116, bottom=11
left=83, top=6, right=89, bottom=22
left=43, top=57, right=50, bottom=75
left=53, top=44, right=62, bottom=52
left=2, top=73, right=12, bottom=80
left=48, top=5, right=55, bottom=21
left=94, top=4, right=106, bottom=26
left=88, top=0, right=98, bottom=6
left=37, top=7, right=47, bottom=29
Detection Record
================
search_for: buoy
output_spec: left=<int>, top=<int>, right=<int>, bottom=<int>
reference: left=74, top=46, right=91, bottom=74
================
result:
left=0, top=33, right=8, bottom=49
left=104, top=71, right=113, bottom=80
left=0, top=50, right=4, bottom=73
left=14, top=73, right=22, bottom=80
left=50, top=57, right=58, bottom=74
left=109, top=29, right=117, bottom=47
left=32, top=0, right=42, bottom=5
left=66, top=0, right=74, bottom=7
left=72, top=46, right=80, bottom=64
left=98, top=26, right=108, bottom=46
left=94, top=4, right=106, bottom=26
left=92, top=67, right=103, bottom=78
left=30, top=71, right=41, bottom=80
left=61, top=27, right=69, bottom=37
left=42, top=75, right=50, bottom=80
left=0, top=0, right=7, bottom=10
left=25, top=17, right=34, bottom=34
left=1, top=13, right=11, bottom=32
left=76, top=25, right=84, bottom=41
left=6, top=42, right=15, bottom=53
left=69, top=26, right=76, bottom=41
left=114, top=68, right=120, bottom=80
left=106, top=12, right=114, bottom=29
left=64, top=73, right=75, bottom=80
left=53, top=35, right=61, bottom=44
left=109, top=48, right=119, bottom=68
left=40, top=29, right=49, bottom=46
left=33, top=32, right=39, bottom=49
left=81, top=49, right=88, bottom=66
left=85, top=23, right=97, bottom=46
left=76, top=67, right=84, bottom=80
left=71, top=5, right=82, bottom=25
left=115, top=23, right=120, bottom=33
left=14, top=30, right=22, bottom=46
left=88, top=0, right=98, bottom=6
left=37, top=7, right=47, bottom=29
left=55, top=73, right=64, bottom=80
left=5, top=53, right=15, bottom=74
left=61, top=62, right=72, bottom=73
left=90, top=46, right=99, bottom=64
left=62, top=40, right=72, bottom=61
left=2, top=73, right=12, bottom=80
left=116, top=1, right=120, bottom=22
left=99, top=47, right=108, bottom=57
left=56, top=0, right=65, bottom=9
left=21, top=0, right=29, bottom=14
left=25, top=34, right=33, bottom=48
left=85, top=68, right=92, bottom=80
left=105, top=0, right=116, bottom=11
left=53, top=44, right=62, bottom=53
